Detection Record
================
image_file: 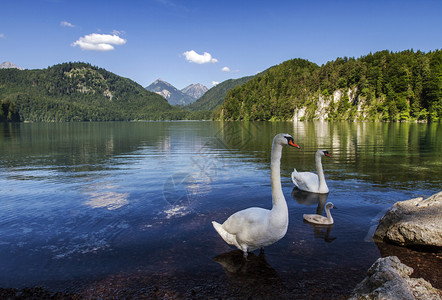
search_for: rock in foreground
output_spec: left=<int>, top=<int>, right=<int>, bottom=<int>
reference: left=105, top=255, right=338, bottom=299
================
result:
left=373, top=191, right=442, bottom=250
left=350, top=256, right=441, bottom=300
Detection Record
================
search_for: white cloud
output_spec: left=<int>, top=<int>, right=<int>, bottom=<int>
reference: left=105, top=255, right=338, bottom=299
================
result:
left=183, top=50, right=218, bottom=64
left=60, top=21, right=75, bottom=28
left=0, top=33, right=5, bottom=39
left=222, top=66, right=240, bottom=73
left=212, top=81, right=219, bottom=86
left=111, top=29, right=125, bottom=36
left=71, top=33, right=127, bottom=51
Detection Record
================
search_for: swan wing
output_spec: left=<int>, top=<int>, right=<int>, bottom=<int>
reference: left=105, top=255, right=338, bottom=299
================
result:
left=221, top=207, right=274, bottom=251
left=292, top=170, right=320, bottom=192
left=222, top=207, right=270, bottom=234
left=303, top=214, right=331, bottom=225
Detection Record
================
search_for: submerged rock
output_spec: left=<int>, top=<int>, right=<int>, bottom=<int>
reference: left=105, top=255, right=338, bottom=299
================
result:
left=350, top=256, right=441, bottom=300
left=373, top=191, right=442, bottom=250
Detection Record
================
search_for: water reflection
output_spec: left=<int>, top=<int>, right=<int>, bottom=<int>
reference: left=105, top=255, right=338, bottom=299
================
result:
left=213, top=250, right=283, bottom=290
left=291, top=187, right=328, bottom=213
left=305, top=222, right=336, bottom=243
left=0, top=121, right=440, bottom=295
left=83, top=182, right=129, bottom=210
left=85, top=191, right=129, bottom=210
left=291, top=188, right=336, bottom=242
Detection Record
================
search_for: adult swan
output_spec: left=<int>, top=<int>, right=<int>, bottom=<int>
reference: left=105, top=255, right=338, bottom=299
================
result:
left=212, top=133, right=300, bottom=257
left=291, top=149, right=331, bottom=194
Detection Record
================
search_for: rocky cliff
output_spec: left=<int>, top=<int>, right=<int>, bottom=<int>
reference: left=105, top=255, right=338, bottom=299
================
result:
left=293, top=87, right=378, bottom=121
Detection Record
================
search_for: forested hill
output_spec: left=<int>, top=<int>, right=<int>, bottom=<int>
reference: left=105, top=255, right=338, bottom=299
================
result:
left=185, top=76, right=254, bottom=112
left=220, top=50, right=442, bottom=122
left=0, top=62, right=178, bottom=122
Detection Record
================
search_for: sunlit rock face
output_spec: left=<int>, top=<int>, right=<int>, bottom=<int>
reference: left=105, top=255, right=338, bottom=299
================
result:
left=145, top=79, right=205, bottom=105
left=293, top=87, right=364, bottom=121
left=0, top=61, right=23, bottom=70
left=181, top=83, right=208, bottom=100
left=349, top=256, right=441, bottom=300
left=374, top=191, right=442, bottom=250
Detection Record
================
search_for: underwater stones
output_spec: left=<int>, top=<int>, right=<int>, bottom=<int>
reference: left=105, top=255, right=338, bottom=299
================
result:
left=350, top=256, right=441, bottom=300
left=373, top=191, right=442, bottom=250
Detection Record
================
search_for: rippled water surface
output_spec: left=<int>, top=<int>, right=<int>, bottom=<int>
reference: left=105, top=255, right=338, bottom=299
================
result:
left=0, top=121, right=441, bottom=297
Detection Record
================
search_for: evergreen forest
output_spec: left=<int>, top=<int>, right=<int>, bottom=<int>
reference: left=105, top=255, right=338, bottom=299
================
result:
left=0, top=62, right=187, bottom=122
left=1, top=49, right=441, bottom=123
left=220, top=50, right=442, bottom=122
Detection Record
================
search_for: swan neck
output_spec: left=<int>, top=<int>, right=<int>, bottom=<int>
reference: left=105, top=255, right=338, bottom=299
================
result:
left=270, top=142, right=285, bottom=208
left=325, top=207, right=334, bottom=223
left=316, top=153, right=327, bottom=189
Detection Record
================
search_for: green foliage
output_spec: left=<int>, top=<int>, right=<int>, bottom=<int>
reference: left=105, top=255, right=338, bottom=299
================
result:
left=222, top=59, right=319, bottom=120
left=0, top=99, right=20, bottom=122
left=219, top=50, right=442, bottom=122
left=185, top=76, right=254, bottom=112
left=0, top=62, right=185, bottom=122
left=2, top=50, right=441, bottom=123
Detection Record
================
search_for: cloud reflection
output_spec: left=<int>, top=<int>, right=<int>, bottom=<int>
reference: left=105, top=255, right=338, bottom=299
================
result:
left=85, top=191, right=129, bottom=210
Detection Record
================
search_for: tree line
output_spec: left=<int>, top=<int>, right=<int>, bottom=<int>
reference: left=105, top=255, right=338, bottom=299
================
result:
left=0, top=62, right=185, bottom=122
left=1, top=51, right=441, bottom=123
left=220, top=49, right=442, bottom=122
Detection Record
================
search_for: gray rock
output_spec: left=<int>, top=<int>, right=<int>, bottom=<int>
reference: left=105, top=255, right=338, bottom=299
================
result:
left=0, top=61, right=23, bottom=70
left=181, top=83, right=208, bottom=100
left=373, top=191, right=442, bottom=249
left=145, top=79, right=199, bottom=105
left=350, top=256, right=441, bottom=300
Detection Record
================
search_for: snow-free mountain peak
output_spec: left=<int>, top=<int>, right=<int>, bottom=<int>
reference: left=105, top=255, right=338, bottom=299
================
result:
left=181, top=83, right=208, bottom=100
left=145, top=79, right=207, bottom=106
left=0, top=61, right=23, bottom=70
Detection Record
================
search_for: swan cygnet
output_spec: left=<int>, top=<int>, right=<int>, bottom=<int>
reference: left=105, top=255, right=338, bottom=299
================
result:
left=291, top=149, right=331, bottom=194
left=212, top=133, right=300, bottom=257
left=303, top=202, right=337, bottom=225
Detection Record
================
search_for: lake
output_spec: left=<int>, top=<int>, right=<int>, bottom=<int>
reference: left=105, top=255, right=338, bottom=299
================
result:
left=0, top=121, right=441, bottom=298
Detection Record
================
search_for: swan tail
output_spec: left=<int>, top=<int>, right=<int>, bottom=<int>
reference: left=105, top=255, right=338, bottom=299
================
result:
left=212, top=221, right=238, bottom=247
left=291, top=169, right=298, bottom=185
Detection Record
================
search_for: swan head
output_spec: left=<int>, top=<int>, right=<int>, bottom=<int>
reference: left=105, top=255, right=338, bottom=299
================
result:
left=325, top=202, right=336, bottom=210
left=275, top=133, right=300, bottom=148
left=317, top=149, right=331, bottom=157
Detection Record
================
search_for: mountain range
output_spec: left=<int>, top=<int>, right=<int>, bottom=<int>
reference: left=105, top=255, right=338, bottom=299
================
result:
left=2, top=48, right=440, bottom=123
left=181, top=83, right=208, bottom=100
left=185, top=76, right=254, bottom=112
left=0, top=61, right=246, bottom=122
left=145, top=79, right=208, bottom=106
left=0, top=62, right=177, bottom=121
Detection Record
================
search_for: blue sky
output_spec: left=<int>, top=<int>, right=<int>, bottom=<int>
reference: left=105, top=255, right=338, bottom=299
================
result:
left=1, top=0, right=441, bottom=89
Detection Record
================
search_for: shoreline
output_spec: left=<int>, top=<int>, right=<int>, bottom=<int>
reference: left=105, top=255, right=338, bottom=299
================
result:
left=2, top=244, right=440, bottom=299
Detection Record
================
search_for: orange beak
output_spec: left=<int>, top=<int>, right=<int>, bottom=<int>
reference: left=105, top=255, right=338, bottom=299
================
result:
left=288, top=140, right=300, bottom=148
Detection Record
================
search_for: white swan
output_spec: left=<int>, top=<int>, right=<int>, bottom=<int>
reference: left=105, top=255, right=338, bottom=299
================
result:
left=291, top=149, right=331, bottom=194
left=303, top=202, right=336, bottom=225
left=212, top=133, right=300, bottom=256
